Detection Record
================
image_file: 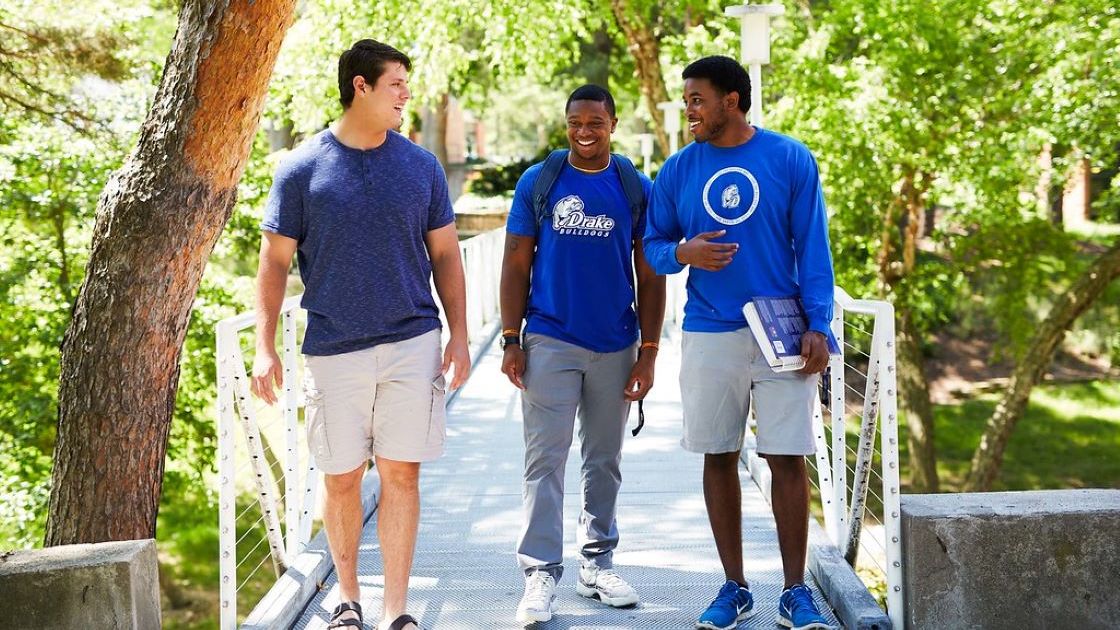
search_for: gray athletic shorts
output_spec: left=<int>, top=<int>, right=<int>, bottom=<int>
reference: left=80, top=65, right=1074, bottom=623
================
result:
left=303, top=328, right=446, bottom=474
left=679, top=328, right=818, bottom=456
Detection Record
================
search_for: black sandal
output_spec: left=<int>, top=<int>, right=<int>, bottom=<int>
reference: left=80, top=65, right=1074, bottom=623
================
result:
left=388, top=614, right=421, bottom=630
left=328, top=601, right=364, bottom=629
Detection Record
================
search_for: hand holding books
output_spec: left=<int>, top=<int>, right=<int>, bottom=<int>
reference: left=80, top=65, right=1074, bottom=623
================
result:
left=798, top=331, right=830, bottom=374
left=743, top=296, right=841, bottom=373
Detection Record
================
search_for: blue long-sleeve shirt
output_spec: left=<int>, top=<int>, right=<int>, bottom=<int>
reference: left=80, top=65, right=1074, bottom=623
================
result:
left=643, top=127, right=835, bottom=333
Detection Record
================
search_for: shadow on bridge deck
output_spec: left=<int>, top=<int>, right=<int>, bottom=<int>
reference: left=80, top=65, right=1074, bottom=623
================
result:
left=288, top=335, right=841, bottom=629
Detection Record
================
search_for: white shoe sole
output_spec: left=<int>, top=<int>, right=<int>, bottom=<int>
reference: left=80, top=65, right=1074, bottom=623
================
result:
left=575, top=581, right=639, bottom=607
left=516, top=599, right=557, bottom=624
left=776, top=615, right=833, bottom=630
left=695, top=606, right=757, bottom=630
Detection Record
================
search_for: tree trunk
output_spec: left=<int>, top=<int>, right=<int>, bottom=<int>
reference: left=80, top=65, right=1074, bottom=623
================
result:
left=878, top=171, right=939, bottom=492
left=46, top=0, right=296, bottom=546
left=897, top=310, right=938, bottom=492
left=608, top=0, right=672, bottom=156
left=964, top=238, right=1120, bottom=491
left=435, top=93, right=450, bottom=169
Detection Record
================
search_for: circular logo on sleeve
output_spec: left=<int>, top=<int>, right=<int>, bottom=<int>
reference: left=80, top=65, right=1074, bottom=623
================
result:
left=701, top=167, right=760, bottom=225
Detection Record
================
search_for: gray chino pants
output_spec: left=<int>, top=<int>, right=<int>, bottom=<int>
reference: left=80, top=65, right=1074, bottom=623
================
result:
left=516, top=333, right=636, bottom=581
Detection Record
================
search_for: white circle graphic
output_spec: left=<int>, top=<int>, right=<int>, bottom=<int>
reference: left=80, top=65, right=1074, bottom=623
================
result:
left=701, top=167, right=760, bottom=226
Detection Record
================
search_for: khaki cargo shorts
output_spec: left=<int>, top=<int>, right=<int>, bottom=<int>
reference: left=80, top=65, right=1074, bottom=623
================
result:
left=679, top=328, right=818, bottom=456
left=303, top=329, right=446, bottom=473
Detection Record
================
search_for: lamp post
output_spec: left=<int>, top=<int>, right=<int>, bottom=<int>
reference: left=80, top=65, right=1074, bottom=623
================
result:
left=657, top=100, right=686, bottom=155
left=637, top=133, right=654, bottom=177
left=725, top=3, right=784, bottom=128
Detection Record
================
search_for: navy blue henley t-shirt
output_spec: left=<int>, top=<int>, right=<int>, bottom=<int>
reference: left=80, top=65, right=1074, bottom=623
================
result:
left=261, top=129, right=455, bottom=356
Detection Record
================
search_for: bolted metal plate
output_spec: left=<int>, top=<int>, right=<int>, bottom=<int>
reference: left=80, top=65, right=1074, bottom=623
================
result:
left=293, top=341, right=841, bottom=629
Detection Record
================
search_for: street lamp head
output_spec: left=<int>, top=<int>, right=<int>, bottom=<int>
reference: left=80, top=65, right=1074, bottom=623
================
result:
left=725, top=4, right=785, bottom=65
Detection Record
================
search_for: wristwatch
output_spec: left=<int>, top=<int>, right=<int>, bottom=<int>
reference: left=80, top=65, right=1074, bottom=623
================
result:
left=500, top=334, right=521, bottom=350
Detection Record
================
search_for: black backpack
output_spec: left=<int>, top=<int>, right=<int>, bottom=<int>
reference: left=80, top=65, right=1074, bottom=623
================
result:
left=530, top=149, right=646, bottom=234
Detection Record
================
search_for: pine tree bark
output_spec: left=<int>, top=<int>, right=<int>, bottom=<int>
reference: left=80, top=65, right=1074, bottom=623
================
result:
left=608, top=0, right=672, bottom=156
left=965, top=238, right=1120, bottom=491
left=46, top=0, right=296, bottom=546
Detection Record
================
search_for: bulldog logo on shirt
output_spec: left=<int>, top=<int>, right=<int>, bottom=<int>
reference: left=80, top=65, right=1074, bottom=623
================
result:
left=552, top=194, right=615, bottom=237
left=721, top=184, right=740, bottom=209
left=702, top=167, right=760, bottom=226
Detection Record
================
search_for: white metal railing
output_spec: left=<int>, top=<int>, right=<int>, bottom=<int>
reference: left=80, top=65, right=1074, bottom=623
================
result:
left=216, top=228, right=505, bottom=629
left=824, top=286, right=903, bottom=628
left=665, top=278, right=903, bottom=627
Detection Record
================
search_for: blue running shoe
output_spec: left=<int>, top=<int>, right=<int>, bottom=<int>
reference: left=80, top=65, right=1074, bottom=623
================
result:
left=696, top=579, right=756, bottom=630
left=777, top=583, right=834, bottom=630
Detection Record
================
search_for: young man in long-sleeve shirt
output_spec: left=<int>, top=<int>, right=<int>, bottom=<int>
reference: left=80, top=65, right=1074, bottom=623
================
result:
left=643, top=55, right=835, bottom=630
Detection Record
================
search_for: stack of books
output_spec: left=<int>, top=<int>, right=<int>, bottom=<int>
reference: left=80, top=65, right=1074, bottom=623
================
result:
left=743, top=296, right=841, bottom=372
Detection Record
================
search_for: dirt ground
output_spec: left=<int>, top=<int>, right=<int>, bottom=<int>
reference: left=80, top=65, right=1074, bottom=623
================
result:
left=925, top=331, right=1119, bottom=404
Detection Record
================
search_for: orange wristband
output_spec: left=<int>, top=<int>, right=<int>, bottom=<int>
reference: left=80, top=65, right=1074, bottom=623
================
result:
left=502, top=328, right=520, bottom=336
left=640, top=341, right=660, bottom=351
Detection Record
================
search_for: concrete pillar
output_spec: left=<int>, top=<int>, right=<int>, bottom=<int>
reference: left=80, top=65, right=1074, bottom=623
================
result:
left=901, top=490, right=1120, bottom=629
left=0, top=539, right=161, bottom=629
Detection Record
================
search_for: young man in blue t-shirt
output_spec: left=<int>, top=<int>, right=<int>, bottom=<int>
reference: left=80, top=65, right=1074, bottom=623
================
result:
left=500, top=84, right=666, bottom=624
left=644, top=56, right=835, bottom=630
left=251, top=40, right=470, bottom=630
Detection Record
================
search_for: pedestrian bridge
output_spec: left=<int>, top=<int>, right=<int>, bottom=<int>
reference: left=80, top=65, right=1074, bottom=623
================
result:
left=215, top=228, right=901, bottom=629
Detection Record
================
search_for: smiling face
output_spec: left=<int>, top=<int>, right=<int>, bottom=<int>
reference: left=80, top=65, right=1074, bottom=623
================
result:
left=684, top=77, right=737, bottom=144
left=352, top=61, right=410, bottom=132
left=566, top=99, right=616, bottom=169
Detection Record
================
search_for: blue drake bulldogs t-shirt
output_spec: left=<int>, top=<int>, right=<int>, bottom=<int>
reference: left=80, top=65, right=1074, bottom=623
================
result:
left=262, top=129, right=455, bottom=355
left=507, top=158, right=653, bottom=353
left=643, top=127, right=835, bottom=334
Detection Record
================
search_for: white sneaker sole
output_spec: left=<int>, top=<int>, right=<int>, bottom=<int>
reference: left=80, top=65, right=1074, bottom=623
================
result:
left=575, top=581, right=639, bottom=607
left=515, top=598, right=557, bottom=624
left=695, top=606, right=757, bottom=630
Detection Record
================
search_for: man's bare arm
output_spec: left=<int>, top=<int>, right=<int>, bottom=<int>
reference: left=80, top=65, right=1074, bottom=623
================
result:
left=499, top=233, right=535, bottom=389
left=251, top=232, right=297, bottom=404
left=425, top=222, right=471, bottom=389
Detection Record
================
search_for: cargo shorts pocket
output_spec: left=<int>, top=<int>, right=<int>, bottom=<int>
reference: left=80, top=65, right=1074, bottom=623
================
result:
left=305, top=387, right=331, bottom=459
left=428, top=374, right=447, bottom=443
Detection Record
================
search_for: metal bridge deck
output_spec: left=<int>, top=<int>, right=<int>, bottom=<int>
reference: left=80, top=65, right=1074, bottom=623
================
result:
left=292, top=336, right=840, bottom=629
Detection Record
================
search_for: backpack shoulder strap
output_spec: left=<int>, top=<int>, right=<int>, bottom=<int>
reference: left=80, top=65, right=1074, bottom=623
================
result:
left=531, top=149, right=570, bottom=227
left=611, top=153, right=646, bottom=233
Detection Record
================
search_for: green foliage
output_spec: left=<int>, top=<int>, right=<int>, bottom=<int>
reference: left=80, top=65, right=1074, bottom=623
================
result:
left=767, top=0, right=1119, bottom=358
left=0, top=118, right=122, bottom=546
left=0, top=0, right=178, bottom=549
left=268, top=0, right=593, bottom=134
left=466, top=157, right=535, bottom=197
left=0, top=1, right=156, bottom=129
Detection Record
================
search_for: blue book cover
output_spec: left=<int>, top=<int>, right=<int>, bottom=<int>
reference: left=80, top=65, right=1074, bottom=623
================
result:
left=743, top=296, right=840, bottom=371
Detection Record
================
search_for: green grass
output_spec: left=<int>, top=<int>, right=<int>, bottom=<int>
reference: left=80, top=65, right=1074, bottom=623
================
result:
left=928, top=380, right=1120, bottom=491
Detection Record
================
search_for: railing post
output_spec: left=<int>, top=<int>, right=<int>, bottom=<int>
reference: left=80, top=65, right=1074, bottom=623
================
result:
left=876, top=302, right=904, bottom=628
left=281, top=310, right=300, bottom=558
left=811, top=396, right=836, bottom=541
left=829, top=302, right=848, bottom=544
left=844, top=310, right=883, bottom=565
left=216, top=322, right=237, bottom=630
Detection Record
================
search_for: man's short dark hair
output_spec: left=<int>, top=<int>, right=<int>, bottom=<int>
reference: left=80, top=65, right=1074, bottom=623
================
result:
left=682, top=56, right=751, bottom=113
left=565, top=84, right=616, bottom=118
left=338, top=39, right=412, bottom=109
